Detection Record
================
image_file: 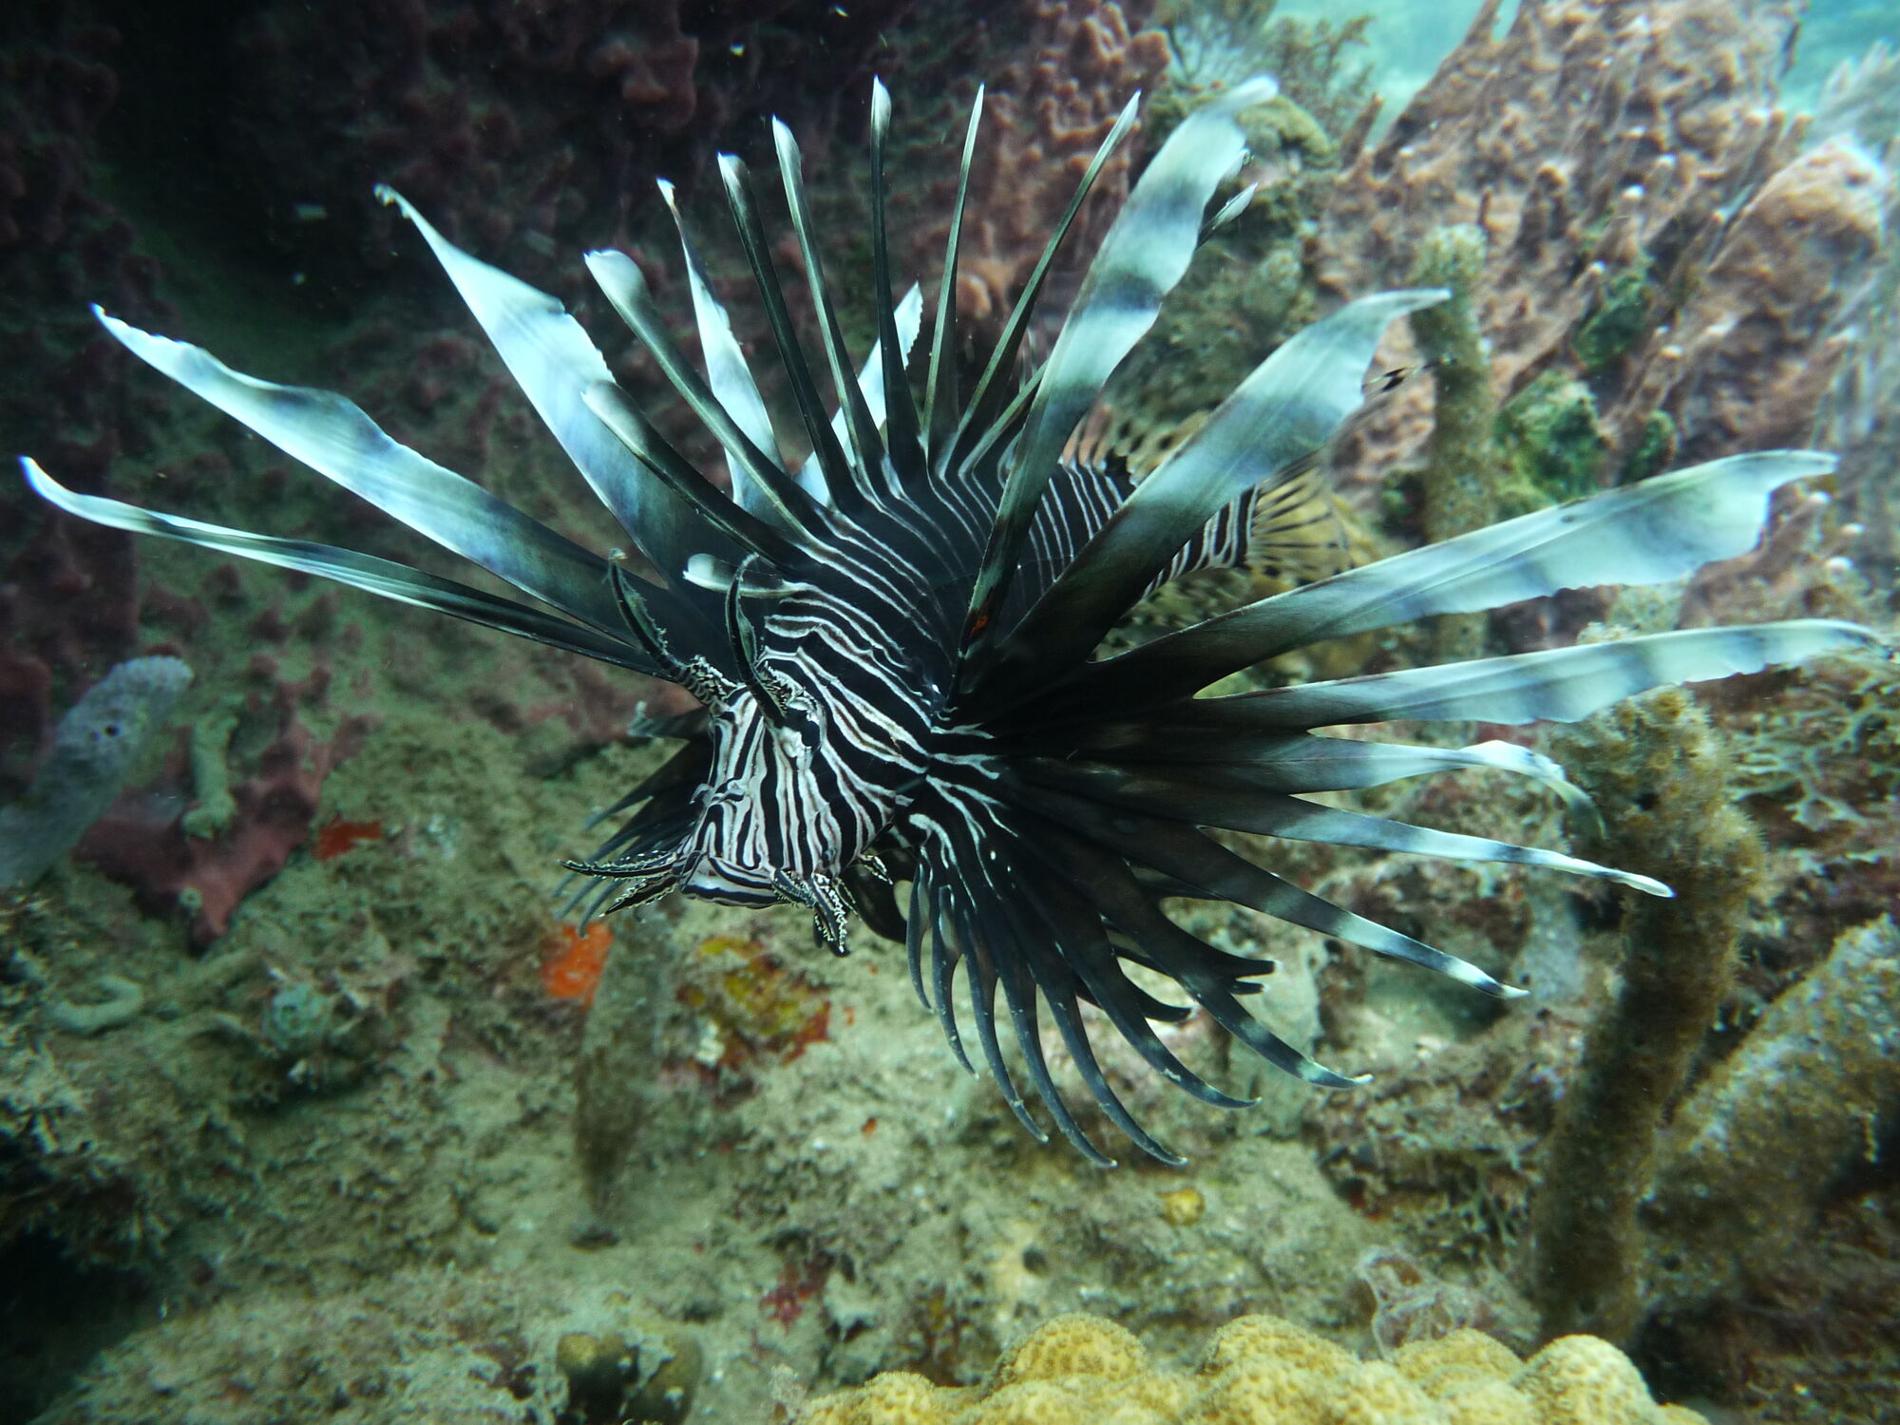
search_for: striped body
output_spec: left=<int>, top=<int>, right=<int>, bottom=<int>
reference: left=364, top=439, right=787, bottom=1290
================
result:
left=22, top=78, right=1880, bottom=1164
left=688, top=557, right=942, bottom=904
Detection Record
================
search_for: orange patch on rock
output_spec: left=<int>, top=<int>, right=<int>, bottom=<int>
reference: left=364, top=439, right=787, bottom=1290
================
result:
left=314, top=817, right=383, bottom=861
left=541, top=920, right=612, bottom=1005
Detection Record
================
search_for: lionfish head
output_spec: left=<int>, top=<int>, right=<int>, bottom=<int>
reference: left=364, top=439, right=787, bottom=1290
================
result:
left=21, top=77, right=1879, bottom=1164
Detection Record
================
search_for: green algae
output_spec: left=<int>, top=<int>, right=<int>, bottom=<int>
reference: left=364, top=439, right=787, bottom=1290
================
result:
left=1617, top=410, right=1678, bottom=486
left=1494, top=372, right=1608, bottom=510
left=1572, top=264, right=1655, bottom=373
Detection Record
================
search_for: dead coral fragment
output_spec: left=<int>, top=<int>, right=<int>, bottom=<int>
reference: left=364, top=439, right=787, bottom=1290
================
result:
left=795, top=1312, right=1706, bottom=1423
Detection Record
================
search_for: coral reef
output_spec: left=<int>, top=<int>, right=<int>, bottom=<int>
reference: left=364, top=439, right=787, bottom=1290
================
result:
left=0, top=1005, right=163, bottom=1266
left=1355, top=1246, right=1499, bottom=1358
left=1810, top=39, right=1900, bottom=155
left=1312, top=1016, right=1565, bottom=1274
left=1313, top=0, right=1883, bottom=501
left=900, top=0, right=1171, bottom=328
left=1813, top=41, right=1900, bottom=615
left=676, top=933, right=834, bottom=1077
left=0, top=12, right=167, bottom=485
left=0, top=11, right=165, bottom=788
left=796, top=1311, right=1709, bottom=1423
left=2, top=6, right=1895, bottom=1425
left=1721, top=647, right=1900, bottom=956
left=1111, top=7, right=1379, bottom=436
left=569, top=917, right=662, bottom=1223
left=1634, top=1178, right=1900, bottom=1424
left=1614, top=138, right=1886, bottom=461
left=1156, top=0, right=1374, bottom=140
left=32, top=1263, right=700, bottom=1425
left=555, top=1307, right=701, bottom=1425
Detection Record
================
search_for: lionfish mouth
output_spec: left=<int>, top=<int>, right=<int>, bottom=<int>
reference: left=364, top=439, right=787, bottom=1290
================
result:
left=21, top=77, right=1878, bottom=1164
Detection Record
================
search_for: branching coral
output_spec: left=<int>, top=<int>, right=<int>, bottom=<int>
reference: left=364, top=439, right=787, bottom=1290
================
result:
left=1406, top=224, right=1496, bottom=549
left=1403, top=224, right=1496, bottom=660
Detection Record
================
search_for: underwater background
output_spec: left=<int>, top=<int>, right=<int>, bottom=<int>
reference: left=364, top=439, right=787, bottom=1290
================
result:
left=2, top=0, right=1897, bottom=1421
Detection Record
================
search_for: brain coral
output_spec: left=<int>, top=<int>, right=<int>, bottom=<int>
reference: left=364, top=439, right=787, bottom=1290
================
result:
left=795, top=1313, right=1708, bottom=1425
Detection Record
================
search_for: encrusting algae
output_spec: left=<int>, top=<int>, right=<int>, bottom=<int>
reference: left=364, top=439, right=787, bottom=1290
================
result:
left=795, top=1313, right=1708, bottom=1424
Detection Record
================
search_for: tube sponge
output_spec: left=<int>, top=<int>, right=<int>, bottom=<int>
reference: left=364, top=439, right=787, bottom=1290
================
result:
left=1526, top=687, right=1763, bottom=1341
left=0, top=656, right=192, bottom=889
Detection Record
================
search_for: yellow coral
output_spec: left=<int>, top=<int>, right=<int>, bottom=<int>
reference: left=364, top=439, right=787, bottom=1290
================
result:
left=991, top=1315, right=1149, bottom=1388
left=798, top=1370, right=951, bottom=1425
left=1395, top=1331, right=1522, bottom=1387
left=1187, top=1356, right=1328, bottom=1424
left=1395, top=1330, right=1537, bottom=1422
left=1323, top=1362, right=1440, bottom=1425
left=1435, top=1380, right=1537, bottom=1425
left=794, top=1314, right=1706, bottom=1425
left=1201, top=1314, right=1355, bottom=1378
left=1514, top=1337, right=1656, bottom=1425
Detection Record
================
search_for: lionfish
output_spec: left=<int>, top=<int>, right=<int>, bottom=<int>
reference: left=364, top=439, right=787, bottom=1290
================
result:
left=22, top=79, right=1878, bottom=1164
